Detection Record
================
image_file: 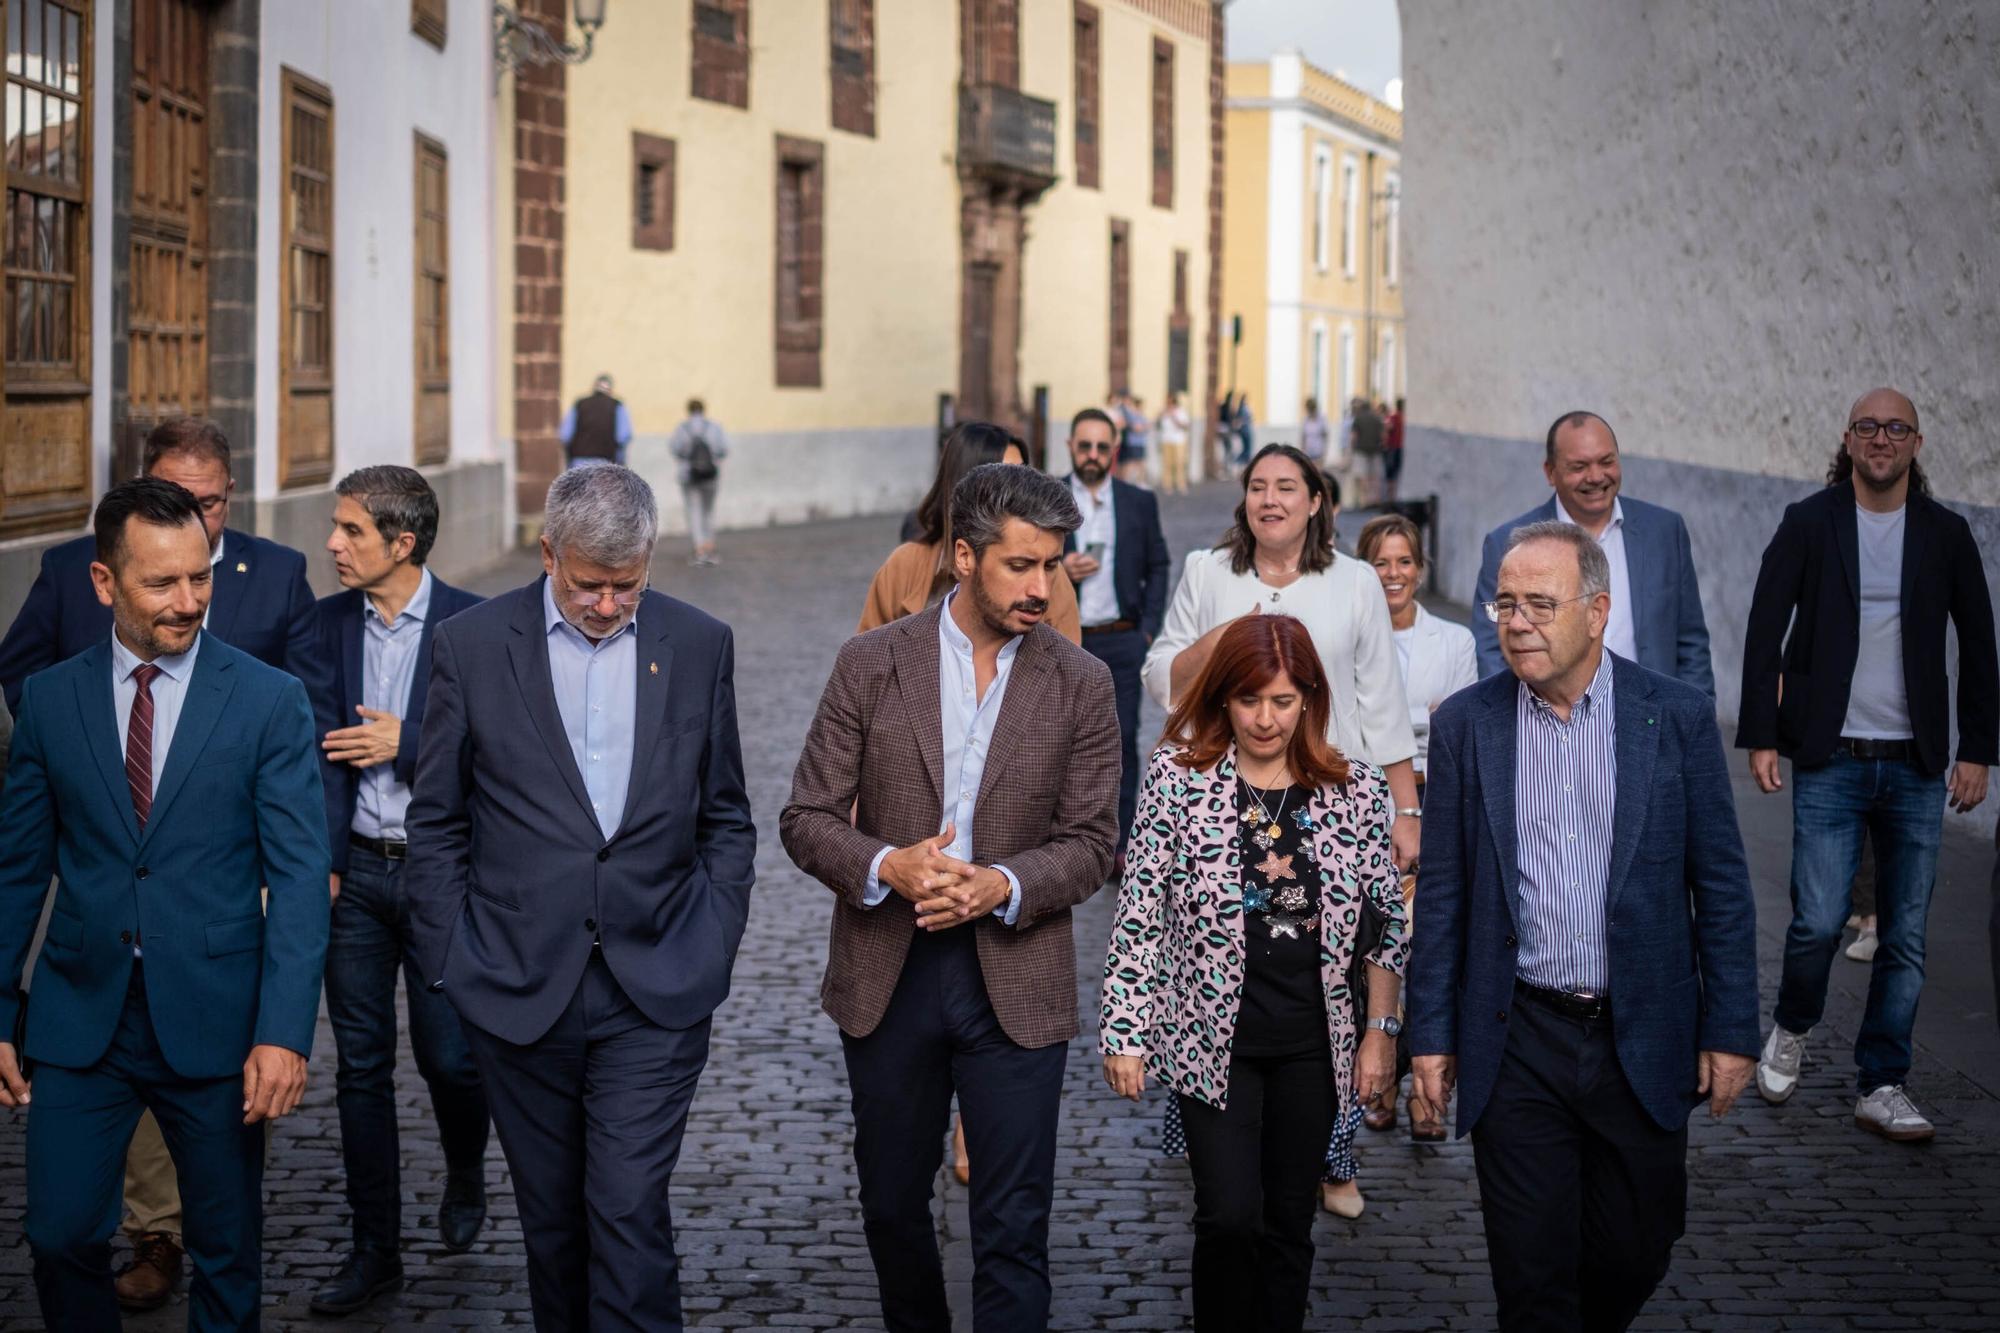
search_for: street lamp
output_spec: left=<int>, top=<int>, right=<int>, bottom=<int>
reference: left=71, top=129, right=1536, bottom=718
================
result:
left=494, top=0, right=608, bottom=83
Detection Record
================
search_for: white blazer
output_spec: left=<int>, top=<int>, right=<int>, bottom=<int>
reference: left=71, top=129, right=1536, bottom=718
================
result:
left=1397, top=603, right=1480, bottom=774
left=1142, top=547, right=1417, bottom=769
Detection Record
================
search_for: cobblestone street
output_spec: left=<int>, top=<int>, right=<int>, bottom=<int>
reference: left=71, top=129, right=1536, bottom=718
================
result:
left=2, top=481, right=1997, bottom=1330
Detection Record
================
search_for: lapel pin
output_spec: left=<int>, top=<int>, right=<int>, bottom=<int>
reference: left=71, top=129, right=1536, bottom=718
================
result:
left=649, top=661, right=659, bottom=675
left=236, top=561, right=248, bottom=573
left=1647, top=717, right=1655, bottom=726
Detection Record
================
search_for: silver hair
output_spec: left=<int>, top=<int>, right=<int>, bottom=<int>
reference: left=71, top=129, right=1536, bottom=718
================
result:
left=1506, top=520, right=1611, bottom=599
left=544, top=464, right=658, bottom=567
left=949, top=462, right=1082, bottom=557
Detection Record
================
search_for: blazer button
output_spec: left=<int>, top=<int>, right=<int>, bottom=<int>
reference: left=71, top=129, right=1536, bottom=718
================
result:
left=119, top=930, right=132, bottom=944
left=1505, top=934, right=1517, bottom=947
left=597, top=849, right=610, bottom=863
left=136, top=867, right=149, bottom=880
left=584, top=918, right=597, bottom=932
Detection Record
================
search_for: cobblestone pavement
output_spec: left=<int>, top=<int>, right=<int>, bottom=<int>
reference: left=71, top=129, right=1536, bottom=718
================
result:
left=1, top=481, right=1997, bottom=1330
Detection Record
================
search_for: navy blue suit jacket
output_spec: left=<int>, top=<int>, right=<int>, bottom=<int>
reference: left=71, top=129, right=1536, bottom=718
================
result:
left=311, top=577, right=484, bottom=875
left=0, top=527, right=327, bottom=719
left=1062, top=477, right=1172, bottom=639
left=1405, top=655, right=1760, bottom=1133
left=404, top=580, right=756, bottom=1046
left=0, top=636, right=330, bottom=1077
left=1472, top=496, right=1714, bottom=696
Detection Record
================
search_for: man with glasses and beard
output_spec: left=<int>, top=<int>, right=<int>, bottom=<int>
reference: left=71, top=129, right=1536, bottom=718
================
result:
left=1471, top=411, right=1713, bottom=696
left=405, top=464, right=755, bottom=1330
left=1061, top=408, right=1172, bottom=873
left=782, top=460, right=1120, bottom=1333
left=1740, top=387, right=1995, bottom=1142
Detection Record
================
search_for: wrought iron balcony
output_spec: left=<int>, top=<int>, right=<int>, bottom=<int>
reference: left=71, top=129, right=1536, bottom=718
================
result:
left=958, top=83, right=1058, bottom=193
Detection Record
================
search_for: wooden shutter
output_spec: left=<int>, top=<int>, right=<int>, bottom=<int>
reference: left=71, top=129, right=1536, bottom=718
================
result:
left=280, top=69, right=334, bottom=488
left=413, top=132, right=449, bottom=466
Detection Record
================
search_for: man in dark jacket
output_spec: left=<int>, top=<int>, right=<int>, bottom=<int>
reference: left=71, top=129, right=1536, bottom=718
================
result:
left=1739, top=387, right=1996, bottom=1142
left=560, top=373, right=632, bottom=468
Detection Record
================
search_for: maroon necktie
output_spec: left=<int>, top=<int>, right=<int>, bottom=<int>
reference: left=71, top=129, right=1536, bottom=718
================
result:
left=126, top=663, right=162, bottom=829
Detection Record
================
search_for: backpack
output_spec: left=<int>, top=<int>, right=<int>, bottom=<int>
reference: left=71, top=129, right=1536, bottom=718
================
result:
left=685, top=425, right=719, bottom=483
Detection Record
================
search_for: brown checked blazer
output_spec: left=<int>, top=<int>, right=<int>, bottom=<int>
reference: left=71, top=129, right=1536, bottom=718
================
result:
left=780, top=601, right=1121, bottom=1049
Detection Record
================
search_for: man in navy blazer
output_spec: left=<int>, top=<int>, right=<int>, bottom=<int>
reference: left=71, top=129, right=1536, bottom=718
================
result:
left=1060, top=407, right=1171, bottom=860
left=0, top=416, right=329, bottom=1311
left=405, top=464, right=755, bottom=1332
left=1408, top=520, right=1758, bottom=1332
left=306, top=466, right=489, bottom=1315
left=1471, top=411, right=1714, bottom=695
left=0, top=478, right=330, bottom=1331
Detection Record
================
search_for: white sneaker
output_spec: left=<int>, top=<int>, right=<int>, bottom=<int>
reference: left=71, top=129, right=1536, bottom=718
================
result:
left=1756, top=1025, right=1807, bottom=1104
left=1855, top=1084, right=1934, bottom=1142
left=1845, top=926, right=1878, bottom=962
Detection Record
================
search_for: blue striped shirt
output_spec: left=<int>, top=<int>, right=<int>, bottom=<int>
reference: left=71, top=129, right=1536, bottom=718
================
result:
left=1514, top=651, right=1617, bottom=992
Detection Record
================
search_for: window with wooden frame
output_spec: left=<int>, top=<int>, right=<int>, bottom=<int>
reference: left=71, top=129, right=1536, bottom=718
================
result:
left=413, top=132, right=449, bottom=466
left=1107, top=217, right=1130, bottom=395
left=2, top=0, right=94, bottom=537
left=691, top=0, right=749, bottom=109
left=773, top=134, right=823, bottom=389
left=1340, top=154, right=1358, bottom=277
left=1166, top=248, right=1189, bottom=394
left=1072, top=2, right=1099, bottom=189
left=1149, top=36, right=1173, bottom=208
left=632, top=131, right=674, bottom=250
left=1383, top=169, right=1400, bottom=286
left=829, top=0, right=874, bottom=137
left=280, top=69, right=334, bottom=488
left=411, top=0, right=445, bottom=50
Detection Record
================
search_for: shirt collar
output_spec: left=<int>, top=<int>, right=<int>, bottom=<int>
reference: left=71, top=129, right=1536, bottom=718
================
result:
left=1557, top=495, right=1624, bottom=532
left=111, top=628, right=201, bottom=685
left=938, top=589, right=1022, bottom=664
left=542, top=575, right=640, bottom=646
left=210, top=532, right=226, bottom=568
left=1069, top=472, right=1111, bottom=507
left=1524, top=648, right=1615, bottom=718
left=365, top=567, right=434, bottom=628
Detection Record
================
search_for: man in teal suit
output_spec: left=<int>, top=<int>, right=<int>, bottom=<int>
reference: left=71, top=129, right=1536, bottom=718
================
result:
left=0, top=477, right=330, bottom=1331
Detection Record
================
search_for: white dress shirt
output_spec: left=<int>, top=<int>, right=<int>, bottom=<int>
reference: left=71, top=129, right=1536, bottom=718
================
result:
left=1559, top=496, right=1637, bottom=664
left=352, top=568, right=433, bottom=842
left=542, top=579, right=639, bottom=840
left=113, top=631, right=201, bottom=957
left=1070, top=473, right=1121, bottom=627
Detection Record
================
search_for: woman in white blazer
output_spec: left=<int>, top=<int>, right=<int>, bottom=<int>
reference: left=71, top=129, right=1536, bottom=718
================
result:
left=1354, top=512, right=1479, bottom=1149
left=1141, top=444, right=1421, bottom=1218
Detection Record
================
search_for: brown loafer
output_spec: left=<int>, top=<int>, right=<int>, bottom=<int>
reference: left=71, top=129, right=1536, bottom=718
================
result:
left=115, top=1231, right=183, bottom=1311
left=1363, top=1087, right=1399, bottom=1132
left=1408, top=1092, right=1447, bottom=1142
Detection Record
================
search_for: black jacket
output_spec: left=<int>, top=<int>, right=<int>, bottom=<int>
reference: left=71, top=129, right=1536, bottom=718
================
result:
left=1735, top=482, right=1997, bottom=775
left=1062, top=477, right=1172, bottom=640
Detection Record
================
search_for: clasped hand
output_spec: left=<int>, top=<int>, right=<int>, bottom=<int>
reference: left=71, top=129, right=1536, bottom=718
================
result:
left=322, top=705, right=401, bottom=769
left=878, top=823, right=1011, bottom=930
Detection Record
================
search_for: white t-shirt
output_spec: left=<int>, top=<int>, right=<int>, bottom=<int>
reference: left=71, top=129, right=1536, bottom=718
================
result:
left=1842, top=504, right=1912, bottom=739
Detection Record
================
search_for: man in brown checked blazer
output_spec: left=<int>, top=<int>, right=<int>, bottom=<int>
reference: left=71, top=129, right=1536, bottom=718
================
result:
left=781, top=461, right=1121, bottom=1333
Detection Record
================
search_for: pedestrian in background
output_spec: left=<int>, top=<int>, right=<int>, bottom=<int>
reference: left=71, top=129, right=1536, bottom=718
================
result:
left=1383, top=397, right=1407, bottom=502
left=1348, top=399, right=1385, bottom=508
left=1156, top=392, right=1192, bottom=495
left=1409, top=520, right=1759, bottom=1332
left=1118, top=391, right=1152, bottom=486
left=1741, top=387, right=1995, bottom=1143
left=1102, top=613, right=1407, bottom=1333
left=560, top=373, right=632, bottom=468
left=668, top=398, right=728, bottom=567
left=783, top=462, right=1119, bottom=1333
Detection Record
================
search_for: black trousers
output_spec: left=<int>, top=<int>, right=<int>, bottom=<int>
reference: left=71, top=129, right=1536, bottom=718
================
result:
left=461, top=951, right=711, bottom=1333
left=1080, top=626, right=1146, bottom=851
left=841, top=926, right=1068, bottom=1333
left=1175, top=1049, right=1336, bottom=1333
left=1471, top=990, right=1688, bottom=1333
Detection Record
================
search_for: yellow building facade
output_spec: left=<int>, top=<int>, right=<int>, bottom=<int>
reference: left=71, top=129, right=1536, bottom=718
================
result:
left=1224, top=53, right=1402, bottom=443
left=500, top=0, right=1220, bottom=531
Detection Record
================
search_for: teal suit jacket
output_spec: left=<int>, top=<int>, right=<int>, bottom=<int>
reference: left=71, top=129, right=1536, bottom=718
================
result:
left=0, top=634, right=330, bottom=1078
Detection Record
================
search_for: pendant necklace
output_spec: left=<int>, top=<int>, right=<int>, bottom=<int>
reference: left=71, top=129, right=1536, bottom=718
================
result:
left=1240, top=772, right=1291, bottom=847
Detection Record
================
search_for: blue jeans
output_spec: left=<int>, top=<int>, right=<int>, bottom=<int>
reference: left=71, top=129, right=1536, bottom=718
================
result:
left=1773, top=755, right=1944, bottom=1092
left=326, top=844, right=489, bottom=1255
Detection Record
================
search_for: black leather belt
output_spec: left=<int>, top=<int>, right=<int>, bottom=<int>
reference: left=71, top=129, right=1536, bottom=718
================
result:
left=1516, top=980, right=1612, bottom=1021
left=1082, top=620, right=1137, bottom=634
left=1836, top=736, right=1918, bottom=763
left=349, top=833, right=408, bottom=861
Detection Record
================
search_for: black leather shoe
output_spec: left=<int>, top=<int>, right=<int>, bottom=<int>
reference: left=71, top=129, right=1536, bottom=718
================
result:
left=439, top=1171, right=487, bottom=1253
left=309, top=1250, right=404, bottom=1316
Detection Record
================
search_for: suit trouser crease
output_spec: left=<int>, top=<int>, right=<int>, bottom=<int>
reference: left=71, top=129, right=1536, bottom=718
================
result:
left=1080, top=627, right=1146, bottom=853
left=1176, top=1050, right=1336, bottom=1333
left=325, top=845, right=489, bottom=1254
left=30, top=968, right=265, bottom=1332
left=461, top=951, right=710, bottom=1333
left=1470, top=995, right=1687, bottom=1333
left=1773, top=754, right=1943, bottom=1090
left=841, top=926, right=1067, bottom=1333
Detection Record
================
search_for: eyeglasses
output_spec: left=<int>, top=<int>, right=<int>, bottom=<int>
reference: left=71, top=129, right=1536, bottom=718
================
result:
left=1073, top=440, right=1116, bottom=455
left=1483, top=594, right=1590, bottom=625
left=555, top=561, right=646, bottom=607
left=1848, top=418, right=1915, bottom=442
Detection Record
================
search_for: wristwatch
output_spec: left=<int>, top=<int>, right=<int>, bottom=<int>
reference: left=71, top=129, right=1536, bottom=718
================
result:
left=1366, top=1015, right=1403, bottom=1037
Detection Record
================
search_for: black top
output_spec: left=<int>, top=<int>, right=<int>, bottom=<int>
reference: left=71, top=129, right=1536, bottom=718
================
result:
left=1233, top=781, right=1328, bottom=1059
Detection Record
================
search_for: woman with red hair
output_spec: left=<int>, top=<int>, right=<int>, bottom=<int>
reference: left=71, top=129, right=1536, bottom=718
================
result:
left=1101, top=614, right=1408, bottom=1332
